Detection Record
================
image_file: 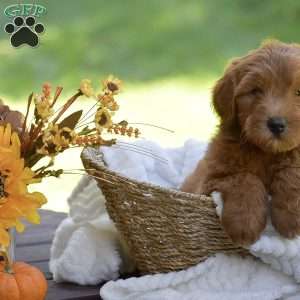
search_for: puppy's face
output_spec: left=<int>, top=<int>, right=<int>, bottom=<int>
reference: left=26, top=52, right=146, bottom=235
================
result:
left=214, top=41, right=300, bottom=153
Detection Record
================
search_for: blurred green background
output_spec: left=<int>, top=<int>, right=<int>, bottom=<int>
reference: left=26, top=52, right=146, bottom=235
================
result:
left=0, top=0, right=299, bottom=98
left=0, top=0, right=298, bottom=211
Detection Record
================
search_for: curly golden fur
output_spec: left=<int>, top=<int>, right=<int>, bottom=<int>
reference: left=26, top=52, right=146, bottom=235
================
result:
left=181, top=40, right=300, bottom=246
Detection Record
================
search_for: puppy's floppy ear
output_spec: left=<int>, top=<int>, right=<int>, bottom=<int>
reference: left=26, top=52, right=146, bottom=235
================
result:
left=212, top=59, right=240, bottom=131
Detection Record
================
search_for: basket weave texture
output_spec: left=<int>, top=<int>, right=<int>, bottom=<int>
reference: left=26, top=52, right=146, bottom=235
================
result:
left=81, top=147, right=247, bottom=274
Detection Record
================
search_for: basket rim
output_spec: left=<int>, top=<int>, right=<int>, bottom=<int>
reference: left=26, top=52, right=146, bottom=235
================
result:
left=81, top=147, right=249, bottom=273
left=81, top=146, right=212, bottom=202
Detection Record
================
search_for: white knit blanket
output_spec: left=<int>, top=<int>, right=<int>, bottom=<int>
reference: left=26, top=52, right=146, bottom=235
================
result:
left=50, top=140, right=300, bottom=300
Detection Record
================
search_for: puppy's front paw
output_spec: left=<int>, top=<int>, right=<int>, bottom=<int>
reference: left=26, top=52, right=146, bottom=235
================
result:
left=222, top=203, right=267, bottom=246
left=222, top=214, right=266, bottom=246
left=271, top=205, right=300, bottom=239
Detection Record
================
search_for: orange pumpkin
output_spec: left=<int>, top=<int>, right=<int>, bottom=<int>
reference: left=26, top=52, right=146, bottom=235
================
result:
left=0, top=261, right=47, bottom=300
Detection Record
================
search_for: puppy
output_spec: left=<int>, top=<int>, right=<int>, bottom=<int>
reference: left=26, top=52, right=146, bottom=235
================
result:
left=181, top=40, right=300, bottom=246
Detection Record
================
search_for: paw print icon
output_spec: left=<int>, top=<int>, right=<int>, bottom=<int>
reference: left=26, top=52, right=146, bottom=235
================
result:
left=4, top=16, right=45, bottom=48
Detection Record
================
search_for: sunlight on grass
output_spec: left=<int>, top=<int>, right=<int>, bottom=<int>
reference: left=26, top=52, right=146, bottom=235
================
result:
left=8, top=80, right=218, bottom=212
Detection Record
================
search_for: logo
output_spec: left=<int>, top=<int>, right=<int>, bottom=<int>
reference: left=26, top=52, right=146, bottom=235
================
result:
left=3, top=3, right=46, bottom=48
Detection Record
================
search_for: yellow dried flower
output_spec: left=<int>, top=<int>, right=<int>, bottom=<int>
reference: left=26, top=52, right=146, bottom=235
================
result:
left=58, top=127, right=76, bottom=148
left=42, top=82, right=52, bottom=100
left=0, top=124, right=46, bottom=246
left=36, top=123, right=76, bottom=155
left=102, top=75, right=122, bottom=95
left=95, top=107, right=113, bottom=132
left=98, top=94, right=113, bottom=106
left=80, top=79, right=94, bottom=98
left=37, top=137, right=62, bottom=156
left=108, top=123, right=141, bottom=138
left=44, top=123, right=59, bottom=137
left=109, top=102, right=119, bottom=111
left=34, top=96, right=53, bottom=120
left=37, top=123, right=62, bottom=156
left=98, top=94, right=120, bottom=111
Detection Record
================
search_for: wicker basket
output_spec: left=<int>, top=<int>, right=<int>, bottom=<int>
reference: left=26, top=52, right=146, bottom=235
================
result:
left=81, top=147, right=247, bottom=274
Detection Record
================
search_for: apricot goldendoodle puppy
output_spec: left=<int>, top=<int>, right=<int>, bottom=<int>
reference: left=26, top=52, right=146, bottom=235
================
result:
left=181, top=40, right=300, bottom=246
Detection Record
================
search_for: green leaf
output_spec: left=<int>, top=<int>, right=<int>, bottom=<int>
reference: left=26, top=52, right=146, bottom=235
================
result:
left=25, top=153, right=44, bottom=168
left=78, top=126, right=96, bottom=135
left=58, top=110, right=83, bottom=130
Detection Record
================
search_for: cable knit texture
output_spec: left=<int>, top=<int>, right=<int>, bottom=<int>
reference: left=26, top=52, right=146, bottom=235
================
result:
left=50, top=139, right=300, bottom=299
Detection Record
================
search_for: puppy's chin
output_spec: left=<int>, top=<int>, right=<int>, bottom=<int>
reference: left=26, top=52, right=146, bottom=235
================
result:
left=260, top=139, right=297, bottom=153
left=246, top=132, right=298, bottom=153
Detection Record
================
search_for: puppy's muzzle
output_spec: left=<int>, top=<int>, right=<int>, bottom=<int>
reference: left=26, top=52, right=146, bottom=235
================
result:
left=267, top=117, right=287, bottom=136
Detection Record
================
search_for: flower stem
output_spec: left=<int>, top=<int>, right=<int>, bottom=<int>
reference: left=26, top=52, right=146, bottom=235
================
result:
left=22, top=92, right=33, bottom=138
left=52, top=90, right=83, bottom=124
left=0, top=249, right=13, bottom=274
left=51, top=86, right=63, bottom=108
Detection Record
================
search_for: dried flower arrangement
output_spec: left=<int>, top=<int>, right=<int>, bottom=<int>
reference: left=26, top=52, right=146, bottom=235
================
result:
left=0, top=76, right=141, bottom=275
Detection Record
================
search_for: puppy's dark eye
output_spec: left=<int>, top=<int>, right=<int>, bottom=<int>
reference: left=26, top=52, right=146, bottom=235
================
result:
left=296, top=89, right=300, bottom=96
left=249, top=87, right=263, bottom=96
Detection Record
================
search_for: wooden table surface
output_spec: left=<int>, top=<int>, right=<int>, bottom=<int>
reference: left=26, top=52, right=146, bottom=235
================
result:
left=15, top=210, right=102, bottom=300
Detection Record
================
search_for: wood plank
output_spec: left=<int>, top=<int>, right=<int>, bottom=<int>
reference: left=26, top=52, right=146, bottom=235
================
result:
left=39, top=210, right=67, bottom=222
left=46, top=281, right=101, bottom=300
left=16, top=231, right=55, bottom=245
left=16, top=243, right=51, bottom=262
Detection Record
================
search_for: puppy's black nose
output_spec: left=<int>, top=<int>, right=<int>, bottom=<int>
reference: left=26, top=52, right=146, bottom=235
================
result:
left=267, top=117, right=287, bottom=135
